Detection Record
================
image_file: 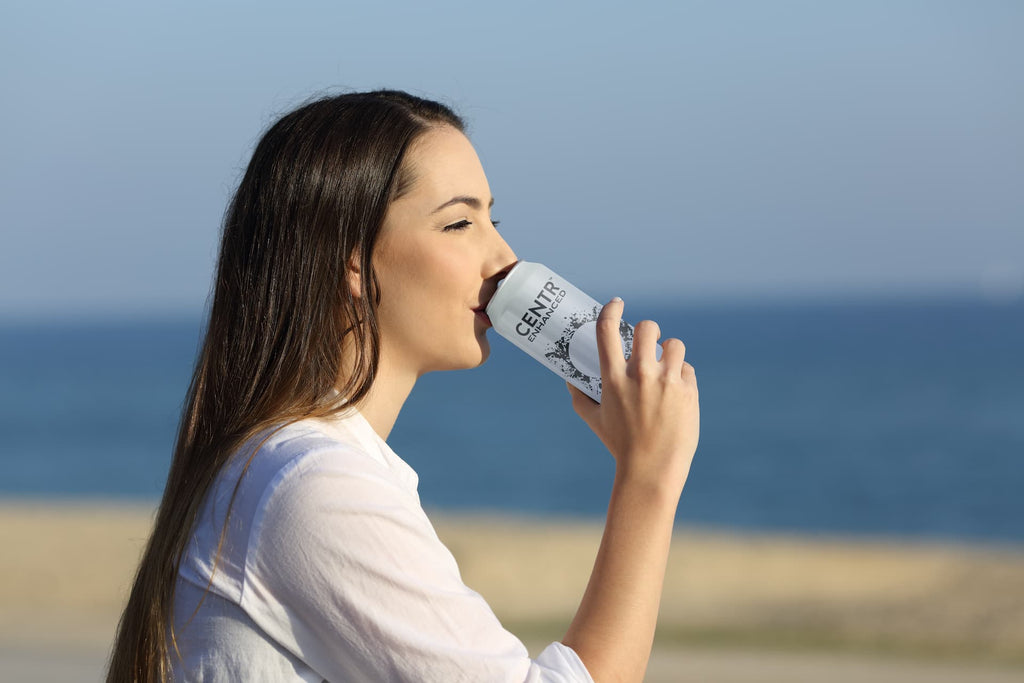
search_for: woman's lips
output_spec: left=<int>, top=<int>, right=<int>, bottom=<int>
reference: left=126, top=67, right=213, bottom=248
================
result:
left=474, top=308, right=492, bottom=326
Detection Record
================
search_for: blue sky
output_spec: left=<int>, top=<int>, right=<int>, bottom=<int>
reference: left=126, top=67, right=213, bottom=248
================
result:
left=2, top=1, right=1022, bottom=318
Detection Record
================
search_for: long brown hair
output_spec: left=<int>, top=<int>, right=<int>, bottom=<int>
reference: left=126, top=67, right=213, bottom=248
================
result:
left=107, top=90, right=464, bottom=682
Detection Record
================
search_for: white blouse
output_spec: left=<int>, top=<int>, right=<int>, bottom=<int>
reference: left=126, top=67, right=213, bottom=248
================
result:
left=171, top=409, right=593, bottom=682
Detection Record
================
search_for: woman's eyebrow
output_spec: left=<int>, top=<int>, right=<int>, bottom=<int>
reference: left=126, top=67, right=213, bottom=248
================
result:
left=431, top=195, right=495, bottom=214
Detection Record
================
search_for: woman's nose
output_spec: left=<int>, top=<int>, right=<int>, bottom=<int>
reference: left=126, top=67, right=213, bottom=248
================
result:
left=488, top=230, right=518, bottom=278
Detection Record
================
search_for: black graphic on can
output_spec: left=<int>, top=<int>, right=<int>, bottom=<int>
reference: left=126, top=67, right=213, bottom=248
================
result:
left=544, top=305, right=635, bottom=399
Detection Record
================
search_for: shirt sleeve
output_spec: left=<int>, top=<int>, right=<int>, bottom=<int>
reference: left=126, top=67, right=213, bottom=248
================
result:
left=238, top=449, right=594, bottom=683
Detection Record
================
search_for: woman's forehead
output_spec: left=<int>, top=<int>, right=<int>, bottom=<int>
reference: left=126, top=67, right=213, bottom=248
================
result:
left=401, top=127, right=490, bottom=208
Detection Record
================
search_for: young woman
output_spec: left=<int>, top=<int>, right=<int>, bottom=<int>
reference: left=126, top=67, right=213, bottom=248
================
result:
left=107, top=90, right=699, bottom=682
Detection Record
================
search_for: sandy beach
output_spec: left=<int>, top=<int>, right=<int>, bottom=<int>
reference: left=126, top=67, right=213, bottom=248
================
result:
left=1, top=501, right=1022, bottom=682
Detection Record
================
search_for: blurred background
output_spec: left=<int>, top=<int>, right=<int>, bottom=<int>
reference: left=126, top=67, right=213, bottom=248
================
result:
left=1, top=1, right=1022, bottom=681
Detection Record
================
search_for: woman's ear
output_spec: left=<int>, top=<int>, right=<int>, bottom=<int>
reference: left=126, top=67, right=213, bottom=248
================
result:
left=346, top=252, right=363, bottom=298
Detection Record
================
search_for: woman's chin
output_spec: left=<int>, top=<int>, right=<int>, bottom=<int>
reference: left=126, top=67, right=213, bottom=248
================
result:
left=475, top=339, right=491, bottom=366
left=425, top=339, right=491, bottom=373
left=463, top=336, right=492, bottom=369
left=462, top=337, right=491, bottom=368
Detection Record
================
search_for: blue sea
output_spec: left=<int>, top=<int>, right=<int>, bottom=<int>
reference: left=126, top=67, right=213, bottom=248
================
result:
left=1, top=298, right=1022, bottom=544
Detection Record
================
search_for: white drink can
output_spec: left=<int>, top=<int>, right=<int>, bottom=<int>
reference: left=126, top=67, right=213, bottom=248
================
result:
left=486, top=261, right=655, bottom=402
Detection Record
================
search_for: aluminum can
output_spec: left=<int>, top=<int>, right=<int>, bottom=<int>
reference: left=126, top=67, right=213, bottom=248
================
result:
left=486, top=261, right=651, bottom=402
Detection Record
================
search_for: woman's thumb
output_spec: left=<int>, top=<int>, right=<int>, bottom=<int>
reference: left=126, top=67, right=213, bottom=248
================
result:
left=566, top=382, right=599, bottom=424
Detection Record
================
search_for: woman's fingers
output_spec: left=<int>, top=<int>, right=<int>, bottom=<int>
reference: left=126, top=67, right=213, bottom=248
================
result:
left=568, top=302, right=700, bottom=492
left=630, top=319, right=661, bottom=367
left=596, top=298, right=627, bottom=378
left=659, top=337, right=686, bottom=373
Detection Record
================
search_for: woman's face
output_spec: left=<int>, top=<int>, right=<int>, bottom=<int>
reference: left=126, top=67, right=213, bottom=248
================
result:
left=370, top=125, right=517, bottom=377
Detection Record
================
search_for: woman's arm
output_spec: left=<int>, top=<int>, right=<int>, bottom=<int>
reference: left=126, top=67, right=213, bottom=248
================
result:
left=561, top=298, right=700, bottom=682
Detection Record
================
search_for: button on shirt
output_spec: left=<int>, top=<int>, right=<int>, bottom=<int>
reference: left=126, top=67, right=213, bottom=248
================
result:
left=171, top=410, right=593, bottom=682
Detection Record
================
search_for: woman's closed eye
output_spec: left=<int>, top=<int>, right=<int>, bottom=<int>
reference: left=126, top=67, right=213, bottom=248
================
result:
left=442, top=218, right=501, bottom=232
left=442, top=219, right=471, bottom=232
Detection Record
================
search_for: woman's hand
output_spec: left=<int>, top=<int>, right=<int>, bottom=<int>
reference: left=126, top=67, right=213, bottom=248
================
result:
left=567, top=297, right=700, bottom=497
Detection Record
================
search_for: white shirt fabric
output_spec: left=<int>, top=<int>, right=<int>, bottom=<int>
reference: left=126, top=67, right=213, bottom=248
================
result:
left=171, top=409, right=594, bottom=682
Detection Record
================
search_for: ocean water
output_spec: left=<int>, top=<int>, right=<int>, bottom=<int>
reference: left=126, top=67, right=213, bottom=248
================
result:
left=1, top=298, right=1022, bottom=544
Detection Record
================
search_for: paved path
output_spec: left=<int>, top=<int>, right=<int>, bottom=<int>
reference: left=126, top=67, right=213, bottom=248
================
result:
left=4, top=644, right=1021, bottom=683
left=645, top=647, right=1023, bottom=683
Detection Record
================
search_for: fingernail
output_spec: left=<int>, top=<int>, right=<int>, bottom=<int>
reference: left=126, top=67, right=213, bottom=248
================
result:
left=611, top=296, right=623, bottom=303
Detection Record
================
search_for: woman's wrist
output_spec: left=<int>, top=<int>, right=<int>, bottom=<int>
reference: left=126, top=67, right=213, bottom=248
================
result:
left=612, top=461, right=687, bottom=507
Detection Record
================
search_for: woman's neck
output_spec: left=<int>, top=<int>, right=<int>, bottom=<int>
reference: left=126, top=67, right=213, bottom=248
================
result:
left=353, top=359, right=418, bottom=441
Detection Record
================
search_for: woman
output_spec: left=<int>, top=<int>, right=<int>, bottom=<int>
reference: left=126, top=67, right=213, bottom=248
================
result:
left=107, top=90, right=699, bottom=682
